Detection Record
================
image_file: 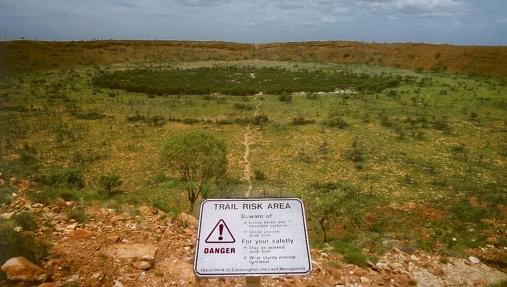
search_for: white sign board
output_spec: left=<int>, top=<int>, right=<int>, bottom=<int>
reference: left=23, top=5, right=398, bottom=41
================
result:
left=194, top=198, right=312, bottom=277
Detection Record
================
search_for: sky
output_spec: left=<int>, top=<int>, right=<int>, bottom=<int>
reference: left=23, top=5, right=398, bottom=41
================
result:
left=0, top=0, right=506, bottom=45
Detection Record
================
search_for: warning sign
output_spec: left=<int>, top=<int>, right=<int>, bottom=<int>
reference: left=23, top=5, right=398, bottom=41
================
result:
left=205, top=219, right=235, bottom=243
left=194, top=198, right=312, bottom=277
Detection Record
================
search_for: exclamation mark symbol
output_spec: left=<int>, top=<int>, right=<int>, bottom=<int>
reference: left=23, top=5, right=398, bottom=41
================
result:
left=218, top=224, right=224, bottom=241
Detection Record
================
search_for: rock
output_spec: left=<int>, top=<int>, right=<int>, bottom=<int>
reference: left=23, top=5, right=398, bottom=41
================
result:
left=360, top=276, right=370, bottom=283
left=86, top=272, right=104, bottom=287
left=107, top=235, right=121, bottom=243
left=14, top=226, right=23, bottom=232
left=65, top=201, right=73, bottom=207
left=114, top=280, right=124, bottom=287
left=376, top=262, right=390, bottom=271
left=91, top=271, right=104, bottom=281
left=54, top=198, right=66, bottom=207
left=156, top=258, right=195, bottom=285
left=410, top=255, right=420, bottom=261
left=103, top=243, right=158, bottom=260
left=54, top=225, right=66, bottom=232
left=468, top=256, right=480, bottom=264
left=1, top=212, right=14, bottom=219
left=134, top=261, right=151, bottom=270
left=40, top=226, right=53, bottom=233
left=1, top=257, right=47, bottom=282
left=69, top=228, right=94, bottom=240
left=65, top=274, right=80, bottom=284
left=179, top=212, right=198, bottom=228
left=65, top=223, right=78, bottom=231
left=138, top=206, right=153, bottom=215
left=397, top=245, right=416, bottom=254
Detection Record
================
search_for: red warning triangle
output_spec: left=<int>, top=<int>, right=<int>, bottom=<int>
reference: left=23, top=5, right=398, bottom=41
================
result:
left=205, top=219, right=235, bottom=243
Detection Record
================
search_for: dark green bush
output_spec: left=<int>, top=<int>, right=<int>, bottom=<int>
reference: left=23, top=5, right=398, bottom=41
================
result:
left=251, top=114, right=268, bottom=125
left=345, top=139, right=365, bottom=162
left=127, top=113, right=145, bottom=122
left=233, top=103, right=255, bottom=110
left=0, top=222, right=50, bottom=265
left=292, top=116, right=313, bottom=125
left=0, top=186, right=13, bottom=205
left=67, top=208, right=88, bottom=223
left=13, top=212, right=38, bottom=231
left=330, top=240, right=371, bottom=267
left=305, top=93, right=319, bottom=100
left=92, top=66, right=401, bottom=96
left=433, top=116, right=451, bottom=133
left=75, top=112, right=106, bottom=120
left=254, top=170, right=266, bottom=181
left=323, top=117, right=348, bottom=129
left=182, top=118, right=200, bottom=125
left=146, top=115, right=165, bottom=127
left=278, top=94, right=293, bottom=103
left=38, top=167, right=85, bottom=189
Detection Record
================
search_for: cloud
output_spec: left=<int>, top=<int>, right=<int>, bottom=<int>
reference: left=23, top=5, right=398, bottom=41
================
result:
left=172, top=0, right=231, bottom=7
left=357, top=0, right=463, bottom=17
left=110, top=0, right=139, bottom=9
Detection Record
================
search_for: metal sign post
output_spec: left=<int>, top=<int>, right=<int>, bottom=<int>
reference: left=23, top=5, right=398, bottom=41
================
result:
left=193, top=198, right=312, bottom=286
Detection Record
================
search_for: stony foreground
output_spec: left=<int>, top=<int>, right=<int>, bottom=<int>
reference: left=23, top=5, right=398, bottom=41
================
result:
left=1, top=181, right=506, bottom=286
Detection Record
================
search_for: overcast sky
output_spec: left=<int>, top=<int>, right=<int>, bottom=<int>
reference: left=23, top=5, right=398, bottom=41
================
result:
left=0, top=0, right=506, bottom=45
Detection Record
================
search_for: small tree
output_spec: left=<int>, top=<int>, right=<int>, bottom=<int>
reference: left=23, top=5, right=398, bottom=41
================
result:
left=304, top=181, right=373, bottom=242
left=161, top=130, right=227, bottom=212
left=98, top=174, right=122, bottom=196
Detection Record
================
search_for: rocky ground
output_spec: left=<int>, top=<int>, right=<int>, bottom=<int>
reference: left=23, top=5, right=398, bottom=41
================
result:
left=1, top=180, right=506, bottom=287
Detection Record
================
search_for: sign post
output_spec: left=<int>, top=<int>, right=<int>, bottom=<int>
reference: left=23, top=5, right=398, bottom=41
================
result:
left=194, top=198, right=312, bottom=284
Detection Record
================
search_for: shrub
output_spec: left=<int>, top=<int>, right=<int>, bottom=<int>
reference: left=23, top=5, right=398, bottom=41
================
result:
left=251, top=114, right=269, bottom=125
left=345, top=139, right=365, bottom=162
left=298, top=152, right=312, bottom=163
left=127, top=113, right=145, bottom=122
left=278, top=94, right=293, bottom=103
left=182, top=118, right=200, bottom=125
left=331, top=241, right=369, bottom=267
left=304, top=181, right=375, bottom=242
left=324, top=117, right=348, bottom=129
left=75, top=112, right=106, bottom=120
left=215, top=96, right=226, bottom=104
left=254, top=170, right=266, bottom=181
left=305, top=93, right=319, bottom=100
left=292, top=116, right=313, bottom=125
left=13, top=212, right=38, bottom=231
left=0, top=222, right=50, bottom=265
left=97, top=175, right=123, bottom=196
left=67, top=208, right=88, bottom=223
left=38, top=167, right=85, bottom=189
left=0, top=186, right=12, bottom=205
left=233, top=103, right=254, bottom=110
left=433, top=116, right=451, bottom=133
left=18, top=144, right=37, bottom=165
left=146, top=115, right=165, bottom=127
left=27, top=188, right=81, bottom=205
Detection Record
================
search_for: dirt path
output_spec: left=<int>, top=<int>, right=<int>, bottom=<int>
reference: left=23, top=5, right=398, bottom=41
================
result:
left=242, top=93, right=262, bottom=198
